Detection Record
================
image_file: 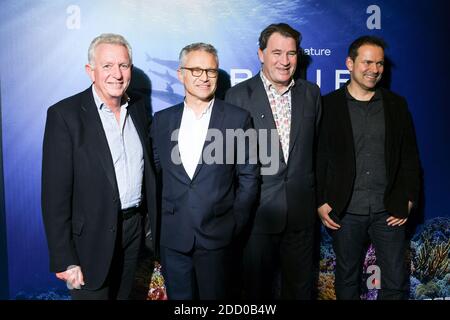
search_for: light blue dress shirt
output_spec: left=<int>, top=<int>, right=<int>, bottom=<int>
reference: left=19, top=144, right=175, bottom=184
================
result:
left=92, top=86, right=143, bottom=209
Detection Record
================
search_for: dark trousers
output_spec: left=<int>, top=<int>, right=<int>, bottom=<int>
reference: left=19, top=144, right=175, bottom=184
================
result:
left=70, top=213, right=144, bottom=300
left=159, top=242, right=231, bottom=300
left=331, top=211, right=408, bottom=300
left=242, top=229, right=314, bottom=300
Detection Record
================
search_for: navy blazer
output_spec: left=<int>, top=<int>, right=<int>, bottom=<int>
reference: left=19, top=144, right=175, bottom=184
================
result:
left=316, top=86, right=421, bottom=218
left=151, top=99, right=259, bottom=252
left=41, top=87, right=157, bottom=290
left=225, top=74, right=322, bottom=232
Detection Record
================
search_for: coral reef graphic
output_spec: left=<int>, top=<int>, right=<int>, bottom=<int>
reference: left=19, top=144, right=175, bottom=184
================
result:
left=147, top=262, right=168, bottom=300
left=14, top=288, right=70, bottom=300
left=318, top=227, right=378, bottom=300
left=15, top=218, right=449, bottom=299
left=360, top=245, right=378, bottom=300
left=410, top=217, right=450, bottom=299
left=318, top=226, right=336, bottom=300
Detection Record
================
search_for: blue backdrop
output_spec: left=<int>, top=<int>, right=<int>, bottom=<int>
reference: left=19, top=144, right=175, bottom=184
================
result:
left=0, top=0, right=449, bottom=299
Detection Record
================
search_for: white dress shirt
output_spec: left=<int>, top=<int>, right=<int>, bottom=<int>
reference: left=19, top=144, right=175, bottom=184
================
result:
left=178, top=99, right=214, bottom=179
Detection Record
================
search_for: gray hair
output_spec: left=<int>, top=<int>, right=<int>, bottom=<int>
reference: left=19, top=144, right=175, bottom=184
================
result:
left=88, top=33, right=132, bottom=66
left=178, top=42, right=219, bottom=67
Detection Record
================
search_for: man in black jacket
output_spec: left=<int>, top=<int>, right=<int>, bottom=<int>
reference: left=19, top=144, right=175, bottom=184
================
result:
left=316, top=35, right=421, bottom=299
left=41, top=34, right=157, bottom=299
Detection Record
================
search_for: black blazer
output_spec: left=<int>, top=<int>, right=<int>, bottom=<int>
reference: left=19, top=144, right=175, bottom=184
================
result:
left=41, top=87, right=157, bottom=290
left=151, top=99, right=259, bottom=252
left=225, top=74, right=322, bottom=232
left=316, top=86, right=421, bottom=218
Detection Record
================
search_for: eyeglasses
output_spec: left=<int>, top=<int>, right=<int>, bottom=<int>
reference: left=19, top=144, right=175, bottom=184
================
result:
left=180, top=67, right=219, bottom=78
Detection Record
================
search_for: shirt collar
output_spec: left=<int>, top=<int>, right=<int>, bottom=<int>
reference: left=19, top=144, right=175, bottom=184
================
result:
left=91, top=86, right=130, bottom=111
left=345, top=84, right=382, bottom=102
left=260, top=71, right=295, bottom=95
left=183, top=98, right=214, bottom=119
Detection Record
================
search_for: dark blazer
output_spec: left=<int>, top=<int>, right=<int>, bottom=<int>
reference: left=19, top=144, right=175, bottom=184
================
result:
left=225, top=74, right=322, bottom=233
left=151, top=99, right=259, bottom=253
left=316, top=86, right=421, bottom=218
left=41, top=87, right=157, bottom=290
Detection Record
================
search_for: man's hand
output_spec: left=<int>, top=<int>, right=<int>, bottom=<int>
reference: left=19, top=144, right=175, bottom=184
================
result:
left=56, top=265, right=85, bottom=290
left=386, top=216, right=408, bottom=226
left=408, top=200, right=414, bottom=214
left=386, top=201, right=413, bottom=226
left=317, top=203, right=341, bottom=230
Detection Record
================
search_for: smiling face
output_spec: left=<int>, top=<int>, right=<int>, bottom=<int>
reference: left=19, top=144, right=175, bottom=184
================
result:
left=85, top=43, right=131, bottom=106
left=346, top=44, right=384, bottom=92
left=258, top=32, right=297, bottom=91
left=178, top=50, right=218, bottom=104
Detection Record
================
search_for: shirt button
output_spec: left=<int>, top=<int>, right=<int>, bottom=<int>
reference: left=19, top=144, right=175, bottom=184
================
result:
left=366, top=171, right=370, bottom=175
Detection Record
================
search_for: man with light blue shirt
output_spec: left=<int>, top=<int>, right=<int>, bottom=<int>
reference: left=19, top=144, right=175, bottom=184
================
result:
left=41, top=33, right=157, bottom=300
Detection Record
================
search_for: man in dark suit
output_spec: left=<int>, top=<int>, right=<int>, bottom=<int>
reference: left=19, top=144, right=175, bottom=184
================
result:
left=41, top=33, right=157, bottom=300
left=225, top=23, right=322, bottom=299
left=316, top=35, right=421, bottom=299
left=151, top=43, right=259, bottom=299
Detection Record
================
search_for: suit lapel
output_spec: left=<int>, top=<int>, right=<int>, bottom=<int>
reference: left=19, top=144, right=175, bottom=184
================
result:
left=250, top=75, right=284, bottom=164
left=80, top=88, right=120, bottom=197
left=168, top=104, right=191, bottom=183
left=249, top=76, right=277, bottom=131
left=381, top=88, right=393, bottom=175
left=288, top=81, right=304, bottom=156
left=337, top=87, right=356, bottom=160
left=191, top=99, right=224, bottom=181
